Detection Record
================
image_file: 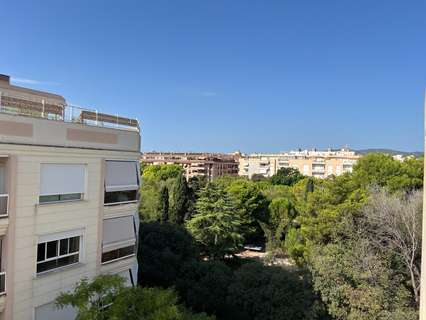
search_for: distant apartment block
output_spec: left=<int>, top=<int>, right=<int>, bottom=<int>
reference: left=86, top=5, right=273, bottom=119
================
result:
left=141, top=152, right=239, bottom=181
left=0, top=74, right=141, bottom=320
left=239, top=148, right=360, bottom=179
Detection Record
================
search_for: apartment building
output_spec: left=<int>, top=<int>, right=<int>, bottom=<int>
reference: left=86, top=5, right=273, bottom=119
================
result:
left=0, top=74, right=141, bottom=320
left=239, top=148, right=360, bottom=179
left=141, top=152, right=239, bottom=181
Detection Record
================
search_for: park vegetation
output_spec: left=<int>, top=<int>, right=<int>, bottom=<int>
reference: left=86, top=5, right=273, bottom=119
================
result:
left=57, top=153, right=423, bottom=319
left=137, top=153, right=423, bottom=320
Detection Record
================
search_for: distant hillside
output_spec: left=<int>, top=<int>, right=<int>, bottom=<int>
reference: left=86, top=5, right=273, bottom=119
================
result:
left=355, top=149, right=423, bottom=157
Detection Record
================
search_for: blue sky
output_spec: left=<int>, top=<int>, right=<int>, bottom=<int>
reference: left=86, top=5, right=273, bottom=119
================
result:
left=1, top=1, right=425, bottom=152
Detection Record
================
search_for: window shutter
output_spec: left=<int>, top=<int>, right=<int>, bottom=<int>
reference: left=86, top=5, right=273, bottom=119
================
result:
left=105, top=161, right=139, bottom=192
left=102, top=215, right=136, bottom=252
left=40, top=164, right=85, bottom=196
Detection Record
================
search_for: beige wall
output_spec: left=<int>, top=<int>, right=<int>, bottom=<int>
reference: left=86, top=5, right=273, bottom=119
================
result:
left=0, top=143, right=139, bottom=320
left=0, top=113, right=140, bottom=153
left=240, top=153, right=359, bottom=179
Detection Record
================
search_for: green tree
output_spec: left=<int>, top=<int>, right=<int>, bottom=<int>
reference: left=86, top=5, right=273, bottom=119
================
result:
left=170, top=174, right=189, bottom=224
left=186, top=183, right=244, bottom=259
left=351, top=153, right=423, bottom=193
left=110, top=286, right=214, bottom=320
left=309, top=239, right=417, bottom=320
left=284, top=227, right=305, bottom=265
left=305, top=177, right=315, bottom=195
left=223, top=178, right=270, bottom=243
left=227, top=263, right=322, bottom=320
left=251, top=174, right=268, bottom=182
left=260, top=197, right=297, bottom=251
left=137, top=222, right=198, bottom=288
left=56, top=274, right=125, bottom=320
left=177, top=261, right=235, bottom=319
left=56, top=275, right=214, bottom=320
left=270, top=167, right=304, bottom=186
left=158, top=185, right=169, bottom=223
left=143, top=164, right=184, bottom=181
left=139, top=177, right=161, bottom=222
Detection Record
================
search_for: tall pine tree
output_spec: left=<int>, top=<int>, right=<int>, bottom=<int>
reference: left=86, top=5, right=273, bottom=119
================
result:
left=186, top=183, right=244, bottom=259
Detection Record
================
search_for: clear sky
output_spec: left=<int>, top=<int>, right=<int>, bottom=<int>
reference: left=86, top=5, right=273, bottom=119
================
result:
left=1, top=1, right=425, bottom=153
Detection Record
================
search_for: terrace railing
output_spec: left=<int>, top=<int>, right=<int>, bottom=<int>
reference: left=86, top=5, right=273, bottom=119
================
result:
left=0, top=93, right=139, bottom=132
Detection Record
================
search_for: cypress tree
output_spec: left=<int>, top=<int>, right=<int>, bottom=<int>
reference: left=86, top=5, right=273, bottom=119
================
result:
left=158, top=185, right=169, bottom=223
left=170, top=174, right=189, bottom=224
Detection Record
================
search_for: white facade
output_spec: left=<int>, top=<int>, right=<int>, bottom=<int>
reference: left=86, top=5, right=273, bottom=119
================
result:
left=239, top=148, right=360, bottom=179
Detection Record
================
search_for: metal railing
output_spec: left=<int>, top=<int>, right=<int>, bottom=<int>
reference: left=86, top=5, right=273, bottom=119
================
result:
left=0, top=93, right=139, bottom=132
left=0, top=195, right=7, bottom=217
left=0, top=272, right=5, bottom=295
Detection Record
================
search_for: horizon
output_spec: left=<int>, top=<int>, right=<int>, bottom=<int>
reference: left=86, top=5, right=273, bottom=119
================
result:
left=1, top=0, right=425, bottom=153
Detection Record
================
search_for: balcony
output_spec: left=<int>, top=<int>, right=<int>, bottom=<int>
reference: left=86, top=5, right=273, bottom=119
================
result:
left=0, top=94, right=139, bottom=132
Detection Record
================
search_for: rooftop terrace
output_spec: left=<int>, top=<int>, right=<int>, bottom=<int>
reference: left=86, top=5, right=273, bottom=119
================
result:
left=0, top=74, right=139, bottom=132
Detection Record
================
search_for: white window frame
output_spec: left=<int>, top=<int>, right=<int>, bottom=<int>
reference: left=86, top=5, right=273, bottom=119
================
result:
left=36, top=229, right=85, bottom=275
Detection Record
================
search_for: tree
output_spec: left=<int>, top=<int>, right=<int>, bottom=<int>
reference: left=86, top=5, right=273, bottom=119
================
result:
left=139, top=177, right=162, bottom=221
left=260, top=197, right=297, bottom=251
left=158, top=185, right=169, bottom=223
left=351, top=153, right=423, bottom=193
left=137, top=222, right=198, bottom=288
left=143, top=164, right=184, bottom=181
left=186, top=176, right=209, bottom=220
left=227, top=263, right=322, bottom=320
left=305, top=177, right=315, bottom=195
left=177, top=261, right=235, bottom=319
left=284, top=227, right=305, bottom=265
left=224, top=178, right=270, bottom=243
left=251, top=174, right=268, bottom=182
left=270, top=167, right=304, bottom=186
left=170, top=173, right=189, bottom=224
left=309, top=239, right=417, bottom=320
left=56, top=275, right=214, bottom=320
left=109, top=286, right=214, bottom=320
left=361, top=189, right=422, bottom=305
left=56, top=274, right=125, bottom=320
left=186, top=183, right=244, bottom=259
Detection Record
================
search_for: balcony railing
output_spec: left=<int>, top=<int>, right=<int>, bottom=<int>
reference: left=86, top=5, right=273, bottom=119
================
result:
left=0, top=94, right=139, bottom=132
left=0, top=195, right=7, bottom=217
left=0, top=272, right=5, bottom=295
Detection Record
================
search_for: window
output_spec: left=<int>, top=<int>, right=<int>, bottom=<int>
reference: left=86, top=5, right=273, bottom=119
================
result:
left=37, top=230, right=82, bottom=274
left=104, top=161, right=139, bottom=205
left=102, top=215, right=136, bottom=263
left=104, top=190, right=138, bottom=205
left=102, top=245, right=135, bottom=263
left=39, top=164, right=86, bottom=204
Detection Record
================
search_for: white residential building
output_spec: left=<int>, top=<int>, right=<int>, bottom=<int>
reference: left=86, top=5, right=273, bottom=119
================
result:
left=239, top=148, right=360, bottom=179
left=0, top=74, right=141, bottom=320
